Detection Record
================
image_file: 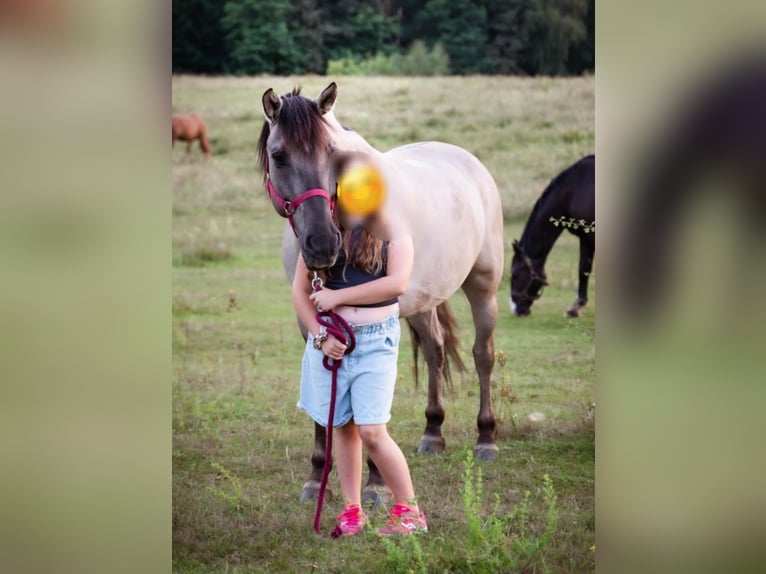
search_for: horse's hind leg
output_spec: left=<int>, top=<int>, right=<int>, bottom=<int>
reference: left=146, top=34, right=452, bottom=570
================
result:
left=185, top=140, right=193, bottom=154
left=462, top=272, right=499, bottom=461
left=408, top=310, right=447, bottom=455
left=566, top=235, right=594, bottom=317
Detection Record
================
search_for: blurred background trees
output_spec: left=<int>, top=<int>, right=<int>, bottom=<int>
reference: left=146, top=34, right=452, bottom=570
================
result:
left=172, top=0, right=594, bottom=76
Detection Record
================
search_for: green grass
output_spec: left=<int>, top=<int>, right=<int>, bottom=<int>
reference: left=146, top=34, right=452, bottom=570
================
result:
left=173, top=75, right=594, bottom=573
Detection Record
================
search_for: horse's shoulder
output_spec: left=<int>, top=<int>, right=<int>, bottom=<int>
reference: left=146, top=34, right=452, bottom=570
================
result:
left=384, top=217, right=410, bottom=242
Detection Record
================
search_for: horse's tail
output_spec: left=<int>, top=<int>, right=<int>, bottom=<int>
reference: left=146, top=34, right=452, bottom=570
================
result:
left=408, top=301, right=466, bottom=390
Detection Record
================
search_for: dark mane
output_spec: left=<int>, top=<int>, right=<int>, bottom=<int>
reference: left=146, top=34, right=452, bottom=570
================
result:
left=520, top=154, right=594, bottom=251
left=257, top=87, right=330, bottom=180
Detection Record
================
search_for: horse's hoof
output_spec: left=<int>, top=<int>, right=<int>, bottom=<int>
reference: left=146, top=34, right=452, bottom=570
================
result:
left=565, top=307, right=581, bottom=318
left=417, top=436, right=446, bottom=455
left=362, top=485, right=393, bottom=510
left=474, top=444, right=499, bottom=461
left=300, top=480, right=326, bottom=502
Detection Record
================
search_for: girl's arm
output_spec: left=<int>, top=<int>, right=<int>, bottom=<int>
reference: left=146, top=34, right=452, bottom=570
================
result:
left=309, top=235, right=414, bottom=310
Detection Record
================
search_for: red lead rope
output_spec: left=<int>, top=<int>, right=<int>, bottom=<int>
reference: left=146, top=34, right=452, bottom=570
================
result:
left=311, top=273, right=356, bottom=536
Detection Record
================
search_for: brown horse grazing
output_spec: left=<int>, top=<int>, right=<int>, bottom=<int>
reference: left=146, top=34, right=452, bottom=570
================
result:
left=172, top=114, right=211, bottom=159
left=257, top=83, right=504, bottom=507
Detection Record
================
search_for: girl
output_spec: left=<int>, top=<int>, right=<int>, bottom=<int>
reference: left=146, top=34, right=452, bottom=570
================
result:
left=292, top=212, right=427, bottom=537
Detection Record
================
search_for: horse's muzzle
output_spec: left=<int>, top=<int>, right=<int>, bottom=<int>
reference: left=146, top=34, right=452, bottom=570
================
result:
left=304, top=254, right=338, bottom=271
left=509, top=296, right=531, bottom=317
left=302, top=229, right=341, bottom=271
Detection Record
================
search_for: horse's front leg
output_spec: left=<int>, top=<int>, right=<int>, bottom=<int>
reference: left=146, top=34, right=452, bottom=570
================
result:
left=408, top=310, right=447, bottom=455
left=362, top=457, right=392, bottom=509
left=566, top=236, right=594, bottom=317
left=301, top=422, right=328, bottom=502
left=298, top=419, right=390, bottom=509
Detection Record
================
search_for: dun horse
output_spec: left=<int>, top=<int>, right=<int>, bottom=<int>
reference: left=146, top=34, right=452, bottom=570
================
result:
left=172, top=114, right=211, bottom=159
left=510, top=155, right=595, bottom=317
left=257, top=83, right=504, bottom=505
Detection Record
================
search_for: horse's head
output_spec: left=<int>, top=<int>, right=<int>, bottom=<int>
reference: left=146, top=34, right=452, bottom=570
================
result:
left=510, top=240, right=548, bottom=317
left=258, top=83, right=342, bottom=270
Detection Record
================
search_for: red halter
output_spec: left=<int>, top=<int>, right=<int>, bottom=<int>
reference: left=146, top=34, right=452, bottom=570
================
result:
left=264, top=157, right=335, bottom=237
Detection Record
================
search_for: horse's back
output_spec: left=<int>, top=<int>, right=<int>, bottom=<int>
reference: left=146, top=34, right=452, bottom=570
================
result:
left=172, top=114, right=206, bottom=139
left=566, top=155, right=595, bottom=222
left=384, top=141, right=504, bottom=312
left=189, top=114, right=206, bottom=129
left=387, top=141, right=500, bottom=216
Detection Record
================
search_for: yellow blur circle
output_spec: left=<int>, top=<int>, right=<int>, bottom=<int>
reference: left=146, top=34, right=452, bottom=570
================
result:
left=337, top=164, right=385, bottom=216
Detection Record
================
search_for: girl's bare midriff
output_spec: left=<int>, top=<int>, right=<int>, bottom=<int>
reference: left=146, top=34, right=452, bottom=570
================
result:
left=334, top=302, right=399, bottom=325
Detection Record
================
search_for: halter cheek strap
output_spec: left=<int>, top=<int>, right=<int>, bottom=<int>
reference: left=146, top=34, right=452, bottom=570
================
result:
left=264, top=157, right=335, bottom=237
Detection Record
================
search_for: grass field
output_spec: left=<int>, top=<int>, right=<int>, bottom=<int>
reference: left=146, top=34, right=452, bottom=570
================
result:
left=172, top=75, right=595, bottom=573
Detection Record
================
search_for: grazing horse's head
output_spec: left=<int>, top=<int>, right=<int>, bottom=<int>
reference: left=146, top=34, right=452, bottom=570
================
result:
left=510, top=240, right=549, bottom=317
left=258, top=83, right=342, bottom=270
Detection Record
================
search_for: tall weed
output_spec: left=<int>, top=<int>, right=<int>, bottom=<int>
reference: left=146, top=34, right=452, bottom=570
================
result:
left=382, top=534, right=427, bottom=574
left=462, top=450, right=560, bottom=572
left=204, top=462, right=248, bottom=512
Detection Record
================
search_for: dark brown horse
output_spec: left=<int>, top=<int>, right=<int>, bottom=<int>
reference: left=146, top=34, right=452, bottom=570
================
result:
left=172, top=114, right=211, bottom=159
left=510, top=155, right=595, bottom=318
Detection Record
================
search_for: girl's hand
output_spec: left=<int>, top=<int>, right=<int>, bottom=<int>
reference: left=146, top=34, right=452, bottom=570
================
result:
left=321, top=334, right=347, bottom=360
left=309, top=288, right=342, bottom=312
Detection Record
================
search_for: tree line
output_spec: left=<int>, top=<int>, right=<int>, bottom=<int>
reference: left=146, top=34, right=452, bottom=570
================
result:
left=172, top=0, right=594, bottom=76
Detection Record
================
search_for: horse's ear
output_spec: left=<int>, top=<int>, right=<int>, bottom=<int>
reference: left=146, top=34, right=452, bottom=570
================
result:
left=316, top=82, right=338, bottom=115
left=262, top=88, right=282, bottom=123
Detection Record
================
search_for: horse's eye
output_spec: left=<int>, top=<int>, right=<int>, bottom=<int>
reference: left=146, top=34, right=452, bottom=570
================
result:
left=271, top=151, right=287, bottom=168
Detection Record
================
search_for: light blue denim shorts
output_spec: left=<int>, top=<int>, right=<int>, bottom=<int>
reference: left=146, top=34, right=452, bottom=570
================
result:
left=297, top=313, right=401, bottom=428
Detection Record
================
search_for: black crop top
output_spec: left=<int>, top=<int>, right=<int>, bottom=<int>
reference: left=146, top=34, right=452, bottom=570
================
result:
left=324, top=237, right=399, bottom=308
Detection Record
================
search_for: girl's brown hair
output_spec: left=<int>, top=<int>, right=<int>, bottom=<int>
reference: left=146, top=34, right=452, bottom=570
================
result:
left=306, top=221, right=385, bottom=285
left=340, top=224, right=384, bottom=279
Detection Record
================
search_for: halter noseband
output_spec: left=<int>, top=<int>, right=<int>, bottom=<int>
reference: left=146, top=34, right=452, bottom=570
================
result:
left=264, top=156, right=335, bottom=237
left=511, top=253, right=546, bottom=306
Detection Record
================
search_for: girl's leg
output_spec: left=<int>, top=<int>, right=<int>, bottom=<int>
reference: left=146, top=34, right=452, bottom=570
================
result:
left=334, top=420, right=363, bottom=507
left=357, top=424, right=418, bottom=511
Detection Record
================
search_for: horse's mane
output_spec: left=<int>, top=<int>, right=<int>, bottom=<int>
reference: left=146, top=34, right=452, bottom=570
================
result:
left=519, top=155, right=594, bottom=251
left=257, top=87, right=330, bottom=180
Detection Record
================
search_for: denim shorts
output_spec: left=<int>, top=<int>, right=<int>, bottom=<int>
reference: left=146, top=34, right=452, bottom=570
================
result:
left=297, top=313, right=401, bottom=428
